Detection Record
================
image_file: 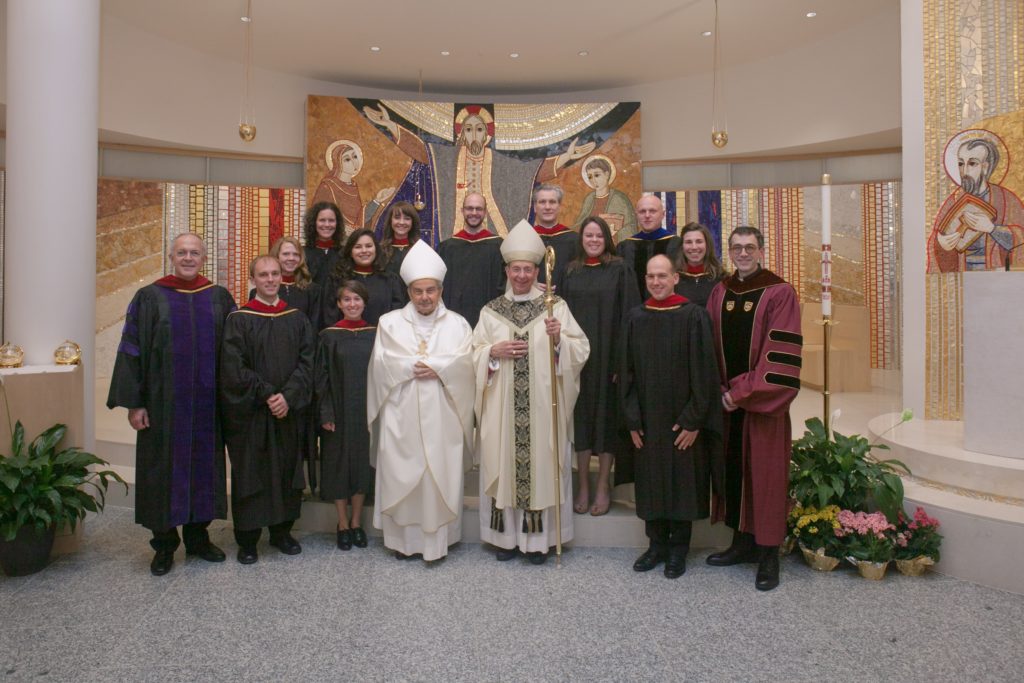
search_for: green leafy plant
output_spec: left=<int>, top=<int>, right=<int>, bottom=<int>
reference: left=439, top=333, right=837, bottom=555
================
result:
left=0, top=421, right=127, bottom=541
left=789, top=416, right=911, bottom=523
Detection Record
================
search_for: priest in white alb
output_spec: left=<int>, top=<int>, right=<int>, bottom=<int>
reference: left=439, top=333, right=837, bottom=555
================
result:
left=368, top=241, right=476, bottom=561
left=473, top=220, right=590, bottom=564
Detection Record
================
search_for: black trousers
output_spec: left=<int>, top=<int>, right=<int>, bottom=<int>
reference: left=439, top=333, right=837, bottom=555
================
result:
left=645, top=519, right=693, bottom=550
left=233, top=520, right=295, bottom=549
left=150, top=521, right=211, bottom=553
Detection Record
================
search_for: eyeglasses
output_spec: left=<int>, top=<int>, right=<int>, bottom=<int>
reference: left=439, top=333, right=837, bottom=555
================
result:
left=728, top=244, right=760, bottom=255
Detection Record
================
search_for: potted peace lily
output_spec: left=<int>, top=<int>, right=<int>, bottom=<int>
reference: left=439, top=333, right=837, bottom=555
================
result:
left=0, top=418, right=125, bottom=576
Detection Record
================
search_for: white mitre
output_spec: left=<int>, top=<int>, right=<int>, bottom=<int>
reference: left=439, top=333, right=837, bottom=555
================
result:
left=501, top=219, right=545, bottom=264
left=399, top=240, right=447, bottom=285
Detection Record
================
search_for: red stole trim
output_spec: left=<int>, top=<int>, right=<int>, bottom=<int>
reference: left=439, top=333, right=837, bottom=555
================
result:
left=243, top=299, right=287, bottom=313
left=353, top=266, right=374, bottom=275
left=155, top=275, right=211, bottom=291
left=281, top=274, right=296, bottom=285
left=335, top=318, right=369, bottom=329
left=584, top=257, right=602, bottom=266
left=533, top=223, right=570, bottom=236
left=391, top=237, right=410, bottom=246
left=685, top=264, right=705, bottom=275
left=315, top=239, right=335, bottom=249
left=645, top=294, right=688, bottom=309
left=453, top=229, right=494, bottom=241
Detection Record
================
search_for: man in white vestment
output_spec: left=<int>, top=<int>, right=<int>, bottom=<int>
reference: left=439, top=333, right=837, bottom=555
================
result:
left=368, top=241, right=476, bottom=561
left=473, top=220, right=590, bottom=564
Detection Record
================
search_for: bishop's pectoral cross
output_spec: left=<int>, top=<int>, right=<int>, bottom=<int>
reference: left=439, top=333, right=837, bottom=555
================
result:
left=417, top=339, right=428, bottom=357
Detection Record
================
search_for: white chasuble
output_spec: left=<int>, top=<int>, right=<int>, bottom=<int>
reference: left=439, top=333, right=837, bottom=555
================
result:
left=368, top=302, right=475, bottom=559
left=472, top=288, right=590, bottom=549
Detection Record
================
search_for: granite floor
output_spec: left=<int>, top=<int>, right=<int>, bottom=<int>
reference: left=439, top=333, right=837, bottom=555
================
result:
left=1, top=506, right=1021, bottom=682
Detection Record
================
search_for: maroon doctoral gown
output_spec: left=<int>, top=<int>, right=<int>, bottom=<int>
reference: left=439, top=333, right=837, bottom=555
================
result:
left=707, top=268, right=802, bottom=546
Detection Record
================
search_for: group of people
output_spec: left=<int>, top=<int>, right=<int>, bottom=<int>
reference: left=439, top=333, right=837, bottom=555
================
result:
left=108, top=184, right=802, bottom=591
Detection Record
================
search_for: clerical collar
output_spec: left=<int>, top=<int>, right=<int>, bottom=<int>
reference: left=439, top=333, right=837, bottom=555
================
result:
left=630, top=227, right=673, bottom=241
left=736, top=265, right=762, bottom=282
left=155, top=274, right=211, bottom=291
left=534, top=223, right=570, bottom=236
left=334, top=318, right=369, bottom=329
left=281, top=274, right=296, bottom=285
left=645, top=294, right=688, bottom=309
left=510, top=289, right=540, bottom=302
left=685, top=264, right=705, bottom=275
left=244, top=298, right=286, bottom=313
left=726, top=267, right=785, bottom=294
left=392, top=237, right=410, bottom=247
left=315, top=239, right=335, bottom=249
left=584, top=256, right=602, bottom=266
left=353, top=266, right=374, bottom=275
left=453, top=228, right=494, bottom=241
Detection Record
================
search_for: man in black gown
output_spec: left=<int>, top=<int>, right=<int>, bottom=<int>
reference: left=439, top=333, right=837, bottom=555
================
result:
left=107, top=233, right=236, bottom=576
left=221, top=255, right=315, bottom=564
left=532, top=184, right=578, bottom=291
left=437, top=192, right=505, bottom=328
left=622, top=255, right=722, bottom=578
left=618, top=195, right=681, bottom=298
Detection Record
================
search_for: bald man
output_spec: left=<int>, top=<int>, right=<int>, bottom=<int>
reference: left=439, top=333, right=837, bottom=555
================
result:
left=617, top=195, right=681, bottom=298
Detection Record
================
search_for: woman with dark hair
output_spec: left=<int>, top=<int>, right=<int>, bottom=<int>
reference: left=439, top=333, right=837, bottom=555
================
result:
left=320, top=228, right=404, bottom=329
left=303, top=202, right=343, bottom=287
left=379, top=201, right=422, bottom=278
left=315, top=280, right=376, bottom=550
left=560, top=216, right=641, bottom=516
left=674, top=222, right=724, bottom=306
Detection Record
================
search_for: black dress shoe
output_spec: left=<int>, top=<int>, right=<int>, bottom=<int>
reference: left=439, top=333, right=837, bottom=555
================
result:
left=664, top=548, right=688, bottom=579
left=150, top=549, right=174, bottom=576
left=269, top=534, right=302, bottom=555
left=186, top=543, right=226, bottom=563
left=336, top=529, right=352, bottom=551
left=755, top=547, right=780, bottom=591
left=237, top=547, right=258, bottom=565
left=706, top=532, right=758, bottom=566
left=527, top=551, right=548, bottom=565
left=632, top=547, right=667, bottom=572
left=351, top=527, right=368, bottom=548
left=495, top=547, right=519, bottom=562
left=395, top=550, right=418, bottom=560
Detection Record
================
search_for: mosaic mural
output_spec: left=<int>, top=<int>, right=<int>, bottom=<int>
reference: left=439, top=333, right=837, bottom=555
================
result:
left=305, top=97, right=642, bottom=245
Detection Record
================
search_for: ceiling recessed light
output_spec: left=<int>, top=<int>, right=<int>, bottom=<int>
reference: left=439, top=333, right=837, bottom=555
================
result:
left=702, top=30, right=712, bottom=37
left=370, top=46, right=381, bottom=52
left=578, top=50, right=589, bottom=57
left=440, top=50, right=451, bottom=56
left=806, top=11, right=817, bottom=18
left=509, top=52, right=520, bottom=59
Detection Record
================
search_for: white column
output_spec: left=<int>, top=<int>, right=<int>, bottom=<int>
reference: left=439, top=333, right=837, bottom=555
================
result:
left=5, top=0, right=100, bottom=448
left=899, top=0, right=925, bottom=417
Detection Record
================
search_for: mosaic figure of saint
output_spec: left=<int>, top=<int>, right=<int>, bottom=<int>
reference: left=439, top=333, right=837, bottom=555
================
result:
left=313, top=139, right=397, bottom=234
left=571, top=155, right=637, bottom=242
left=928, top=130, right=1024, bottom=272
left=364, top=103, right=595, bottom=240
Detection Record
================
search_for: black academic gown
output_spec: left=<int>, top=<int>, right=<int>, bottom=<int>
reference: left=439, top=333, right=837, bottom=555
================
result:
left=382, top=243, right=411, bottom=279
left=560, top=258, right=641, bottom=457
left=536, top=225, right=578, bottom=292
left=622, top=299, right=723, bottom=521
left=107, top=281, right=236, bottom=531
left=315, top=324, right=376, bottom=501
left=675, top=271, right=721, bottom=307
left=320, top=269, right=405, bottom=329
left=220, top=303, right=315, bottom=530
left=437, top=232, right=506, bottom=329
left=305, top=246, right=339, bottom=288
left=618, top=233, right=682, bottom=298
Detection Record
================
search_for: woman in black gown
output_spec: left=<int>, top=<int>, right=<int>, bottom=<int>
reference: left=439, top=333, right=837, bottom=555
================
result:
left=673, top=222, right=724, bottom=307
left=379, top=201, right=422, bottom=278
left=315, top=280, right=376, bottom=550
left=321, top=228, right=404, bottom=329
left=560, top=216, right=641, bottom=516
left=248, top=237, right=318, bottom=322
left=303, top=201, right=343, bottom=292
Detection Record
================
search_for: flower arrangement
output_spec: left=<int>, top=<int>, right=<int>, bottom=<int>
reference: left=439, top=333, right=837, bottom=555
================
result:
left=789, top=503, right=842, bottom=555
left=894, top=506, right=943, bottom=561
left=834, top=509, right=895, bottom=563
